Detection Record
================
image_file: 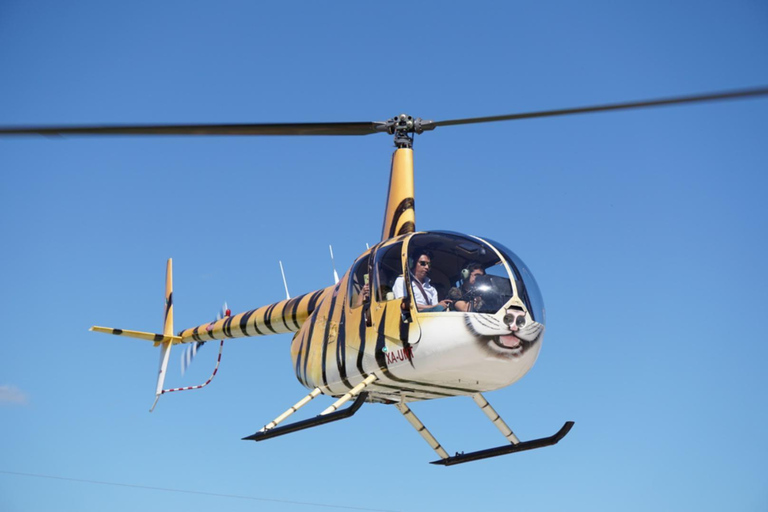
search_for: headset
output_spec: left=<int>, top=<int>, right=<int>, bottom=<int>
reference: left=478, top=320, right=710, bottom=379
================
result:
left=461, top=261, right=484, bottom=282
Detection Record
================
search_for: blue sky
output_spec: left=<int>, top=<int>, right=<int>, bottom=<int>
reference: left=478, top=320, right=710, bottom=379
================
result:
left=1, top=1, right=767, bottom=511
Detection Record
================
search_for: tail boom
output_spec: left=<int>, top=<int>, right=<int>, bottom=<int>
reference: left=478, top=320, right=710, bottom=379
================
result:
left=177, top=286, right=332, bottom=343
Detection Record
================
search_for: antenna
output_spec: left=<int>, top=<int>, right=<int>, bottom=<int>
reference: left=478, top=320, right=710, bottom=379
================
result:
left=329, top=245, right=340, bottom=284
left=279, top=261, right=290, bottom=300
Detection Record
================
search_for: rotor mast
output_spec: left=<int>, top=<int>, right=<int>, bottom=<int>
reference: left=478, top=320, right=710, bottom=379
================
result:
left=377, top=114, right=435, bottom=240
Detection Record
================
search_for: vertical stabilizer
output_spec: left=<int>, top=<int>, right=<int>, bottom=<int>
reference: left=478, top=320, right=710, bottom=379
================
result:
left=162, top=258, right=174, bottom=337
left=152, top=259, right=174, bottom=410
left=380, top=148, right=415, bottom=241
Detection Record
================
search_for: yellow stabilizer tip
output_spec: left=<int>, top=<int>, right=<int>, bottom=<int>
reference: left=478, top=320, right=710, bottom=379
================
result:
left=90, top=326, right=182, bottom=344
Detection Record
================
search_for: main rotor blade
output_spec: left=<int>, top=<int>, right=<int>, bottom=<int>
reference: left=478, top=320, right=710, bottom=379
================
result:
left=3, top=86, right=767, bottom=138
left=0, top=121, right=388, bottom=137
left=430, top=86, right=768, bottom=128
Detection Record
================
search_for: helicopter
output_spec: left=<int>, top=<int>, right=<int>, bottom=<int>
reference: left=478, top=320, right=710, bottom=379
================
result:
left=2, top=86, right=767, bottom=466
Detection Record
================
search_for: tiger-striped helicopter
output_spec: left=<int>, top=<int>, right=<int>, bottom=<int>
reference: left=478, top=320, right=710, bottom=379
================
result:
left=2, top=86, right=767, bottom=465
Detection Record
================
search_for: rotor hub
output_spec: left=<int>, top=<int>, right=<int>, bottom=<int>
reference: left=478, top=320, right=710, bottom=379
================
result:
left=384, top=114, right=435, bottom=149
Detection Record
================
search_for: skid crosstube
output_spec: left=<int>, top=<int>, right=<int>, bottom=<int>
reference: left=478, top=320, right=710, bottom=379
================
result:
left=243, top=392, right=368, bottom=442
left=430, top=421, right=575, bottom=466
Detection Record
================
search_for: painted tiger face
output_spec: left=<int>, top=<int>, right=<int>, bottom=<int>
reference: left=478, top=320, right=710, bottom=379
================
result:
left=464, top=306, right=544, bottom=359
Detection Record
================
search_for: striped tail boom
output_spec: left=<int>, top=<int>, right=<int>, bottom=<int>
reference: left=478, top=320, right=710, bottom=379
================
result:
left=178, top=286, right=331, bottom=343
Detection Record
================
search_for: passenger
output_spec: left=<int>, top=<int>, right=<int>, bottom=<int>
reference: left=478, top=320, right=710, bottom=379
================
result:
left=393, top=251, right=452, bottom=311
left=351, top=274, right=370, bottom=308
left=449, top=263, right=486, bottom=312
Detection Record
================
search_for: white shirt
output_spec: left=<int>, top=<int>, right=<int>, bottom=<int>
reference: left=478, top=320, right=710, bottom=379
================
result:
left=393, top=274, right=438, bottom=306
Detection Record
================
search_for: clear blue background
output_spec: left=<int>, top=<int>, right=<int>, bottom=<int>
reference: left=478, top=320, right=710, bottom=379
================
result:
left=1, top=1, right=767, bottom=511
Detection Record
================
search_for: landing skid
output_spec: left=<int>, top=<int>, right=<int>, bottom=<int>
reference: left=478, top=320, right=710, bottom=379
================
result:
left=397, top=392, right=574, bottom=466
left=243, top=392, right=368, bottom=441
left=430, top=421, right=574, bottom=466
left=243, top=374, right=377, bottom=442
left=244, top=379, right=573, bottom=466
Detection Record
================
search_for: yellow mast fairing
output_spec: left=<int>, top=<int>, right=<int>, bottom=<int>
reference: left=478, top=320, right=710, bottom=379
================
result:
left=380, top=148, right=415, bottom=241
left=178, top=286, right=333, bottom=343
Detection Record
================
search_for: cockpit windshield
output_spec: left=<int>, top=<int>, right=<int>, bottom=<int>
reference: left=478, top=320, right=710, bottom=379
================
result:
left=403, top=232, right=516, bottom=314
left=482, top=238, right=546, bottom=325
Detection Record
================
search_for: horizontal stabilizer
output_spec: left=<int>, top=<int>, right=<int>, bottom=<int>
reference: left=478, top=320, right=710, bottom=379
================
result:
left=90, top=326, right=182, bottom=345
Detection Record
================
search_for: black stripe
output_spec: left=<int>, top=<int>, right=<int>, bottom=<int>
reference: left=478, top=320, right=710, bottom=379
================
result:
left=164, top=292, right=173, bottom=325
left=307, top=289, right=324, bottom=315
left=290, top=294, right=303, bottom=330
left=153, top=334, right=164, bottom=342
left=336, top=305, right=352, bottom=390
left=375, top=308, right=390, bottom=371
left=320, top=285, right=341, bottom=387
left=378, top=374, right=481, bottom=395
left=302, top=310, right=320, bottom=385
left=294, top=331, right=305, bottom=384
left=192, top=327, right=201, bottom=342
left=280, top=298, right=294, bottom=330
left=388, top=197, right=415, bottom=239
left=263, top=303, right=278, bottom=334
left=113, top=328, right=123, bottom=335
left=251, top=308, right=265, bottom=336
left=275, top=301, right=292, bottom=332
left=239, top=310, right=256, bottom=336
left=397, top=221, right=415, bottom=236
left=281, top=297, right=297, bottom=331
left=223, top=315, right=234, bottom=337
left=355, top=300, right=369, bottom=378
left=383, top=379, right=474, bottom=397
left=372, top=382, right=456, bottom=398
left=400, top=311, right=415, bottom=368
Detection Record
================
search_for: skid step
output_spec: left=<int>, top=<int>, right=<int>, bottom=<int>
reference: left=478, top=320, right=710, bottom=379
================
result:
left=430, top=421, right=575, bottom=466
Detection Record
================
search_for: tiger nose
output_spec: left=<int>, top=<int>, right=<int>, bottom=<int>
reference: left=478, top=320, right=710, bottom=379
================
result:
left=503, top=311, right=525, bottom=331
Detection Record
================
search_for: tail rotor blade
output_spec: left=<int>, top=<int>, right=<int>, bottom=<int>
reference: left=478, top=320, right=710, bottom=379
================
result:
left=181, top=342, right=202, bottom=376
left=180, top=301, right=229, bottom=376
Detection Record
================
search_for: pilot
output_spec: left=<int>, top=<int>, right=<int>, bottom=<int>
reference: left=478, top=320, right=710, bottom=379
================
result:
left=393, top=251, right=452, bottom=311
left=449, top=262, right=486, bottom=312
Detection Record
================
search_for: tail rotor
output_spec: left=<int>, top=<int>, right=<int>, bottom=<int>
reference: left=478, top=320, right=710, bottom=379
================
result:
left=90, top=259, right=230, bottom=412
left=181, top=302, right=228, bottom=375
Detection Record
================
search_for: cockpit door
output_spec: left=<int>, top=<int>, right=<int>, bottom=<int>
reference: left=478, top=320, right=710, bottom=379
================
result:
left=369, top=240, right=422, bottom=347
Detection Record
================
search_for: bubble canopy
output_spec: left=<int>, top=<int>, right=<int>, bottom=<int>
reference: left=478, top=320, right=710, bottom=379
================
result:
left=399, top=232, right=545, bottom=324
left=481, top=237, right=546, bottom=325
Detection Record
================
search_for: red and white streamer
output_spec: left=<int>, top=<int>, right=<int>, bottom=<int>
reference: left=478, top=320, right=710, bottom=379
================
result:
left=159, top=339, right=225, bottom=395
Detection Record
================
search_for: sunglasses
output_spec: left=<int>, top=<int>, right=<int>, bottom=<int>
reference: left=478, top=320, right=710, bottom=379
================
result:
left=417, top=260, right=431, bottom=267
